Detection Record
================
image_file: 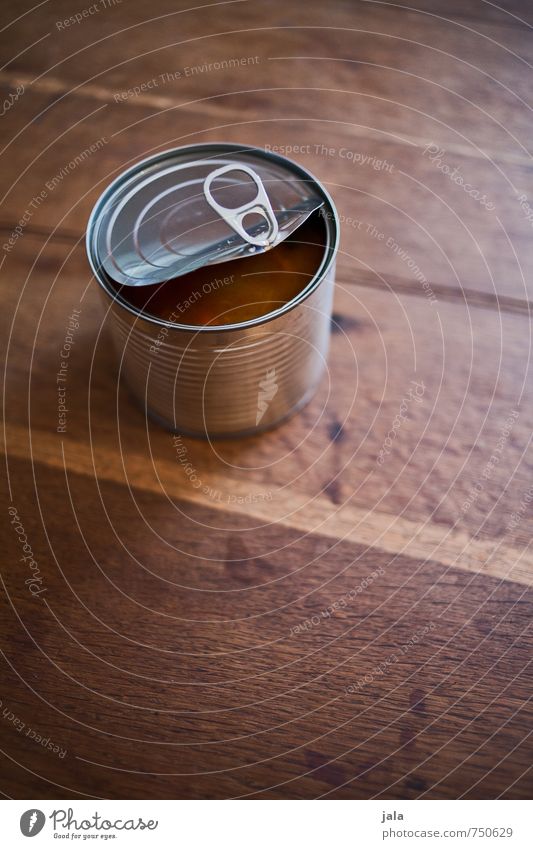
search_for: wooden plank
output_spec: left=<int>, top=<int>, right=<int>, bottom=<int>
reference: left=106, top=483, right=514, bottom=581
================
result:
left=1, top=0, right=532, bottom=158
left=5, top=416, right=533, bottom=587
left=2, top=0, right=533, bottom=803
left=2, top=456, right=533, bottom=799
left=2, top=89, right=533, bottom=303
left=364, top=0, right=533, bottom=29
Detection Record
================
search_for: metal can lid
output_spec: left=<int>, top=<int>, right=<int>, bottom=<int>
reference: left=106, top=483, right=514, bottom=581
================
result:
left=89, top=145, right=325, bottom=287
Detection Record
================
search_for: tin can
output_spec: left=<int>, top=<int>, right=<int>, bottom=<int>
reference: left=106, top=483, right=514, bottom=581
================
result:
left=86, top=143, right=339, bottom=437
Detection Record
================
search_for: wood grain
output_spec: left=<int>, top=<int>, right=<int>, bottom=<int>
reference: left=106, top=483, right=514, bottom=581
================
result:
left=1, top=0, right=533, bottom=801
left=2, top=79, right=533, bottom=300
left=3, top=457, right=533, bottom=799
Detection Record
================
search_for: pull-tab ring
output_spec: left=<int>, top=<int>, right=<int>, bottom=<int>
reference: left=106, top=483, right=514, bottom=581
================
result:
left=203, top=164, right=279, bottom=247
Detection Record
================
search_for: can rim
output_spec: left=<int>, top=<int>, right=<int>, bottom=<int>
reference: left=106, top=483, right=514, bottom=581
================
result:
left=86, top=142, right=339, bottom=333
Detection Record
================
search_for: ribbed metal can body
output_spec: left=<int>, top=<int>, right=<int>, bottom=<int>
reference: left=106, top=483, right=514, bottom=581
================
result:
left=87, top=144, right=339, bottom=437
left=101, top=261, right=335, bottom=436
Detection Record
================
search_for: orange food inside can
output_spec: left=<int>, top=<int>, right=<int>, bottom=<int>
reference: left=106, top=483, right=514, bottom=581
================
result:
left=111, top=211, right=326, bottom=326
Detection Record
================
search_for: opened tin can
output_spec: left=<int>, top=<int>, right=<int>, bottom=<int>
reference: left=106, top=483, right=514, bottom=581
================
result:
left=86, top=143, right=338, bottom=437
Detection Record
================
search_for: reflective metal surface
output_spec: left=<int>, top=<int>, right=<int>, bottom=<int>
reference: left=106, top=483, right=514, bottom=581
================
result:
left=87, top=143, right=339, bottom=437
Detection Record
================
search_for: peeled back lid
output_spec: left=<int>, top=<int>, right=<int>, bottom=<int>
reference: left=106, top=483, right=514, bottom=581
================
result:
left=90, top=146, right=325, bottom=287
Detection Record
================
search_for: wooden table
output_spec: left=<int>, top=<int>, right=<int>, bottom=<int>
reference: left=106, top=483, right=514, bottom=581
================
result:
left=1, top=0, right=532, bottom=800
